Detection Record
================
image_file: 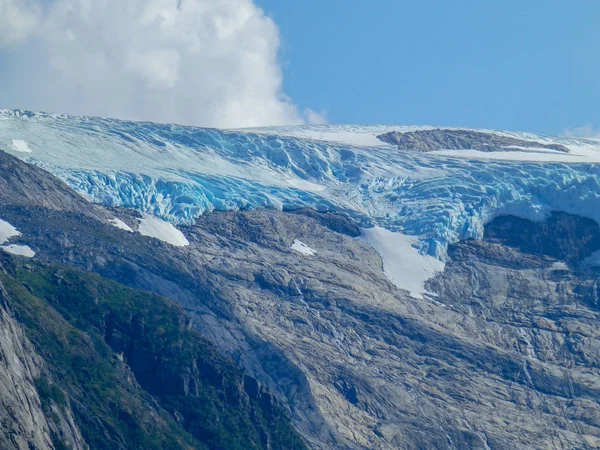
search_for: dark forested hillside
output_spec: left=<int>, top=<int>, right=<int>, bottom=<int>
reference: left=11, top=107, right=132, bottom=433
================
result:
left=0, top=252, right=306, bottom=450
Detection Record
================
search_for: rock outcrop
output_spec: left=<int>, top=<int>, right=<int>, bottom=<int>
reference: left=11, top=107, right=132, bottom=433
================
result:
left=1, top=149, right=600, bottom=449
left=0, top=256, right=87, bottom=450
left=0, top=279, right=54, bottom=450
left=377, top=128, right=570, bottom=153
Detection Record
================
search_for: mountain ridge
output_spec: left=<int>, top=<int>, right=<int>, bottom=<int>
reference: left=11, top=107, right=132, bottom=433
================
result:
left=1, top=114, right=600, bottom=448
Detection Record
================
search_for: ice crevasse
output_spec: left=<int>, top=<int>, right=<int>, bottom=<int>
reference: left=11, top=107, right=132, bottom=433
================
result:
left=1, top=110, right=600, bottom=295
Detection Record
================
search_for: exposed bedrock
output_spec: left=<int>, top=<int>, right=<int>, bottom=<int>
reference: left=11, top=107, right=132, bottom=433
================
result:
left=483, top=212, right=600, bottom=263
left=1, top=150, right=600, bottom=448
left=377, top=128, right=570, bottom=153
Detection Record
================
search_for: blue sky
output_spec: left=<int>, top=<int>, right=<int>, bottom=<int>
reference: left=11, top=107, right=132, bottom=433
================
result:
left=257, top=0, right=599, bottom=135
left=1, top=0, right=597, bottom=134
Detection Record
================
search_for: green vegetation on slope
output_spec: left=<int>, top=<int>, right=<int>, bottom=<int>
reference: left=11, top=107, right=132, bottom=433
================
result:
left=0, top=256, right=306, bottom=450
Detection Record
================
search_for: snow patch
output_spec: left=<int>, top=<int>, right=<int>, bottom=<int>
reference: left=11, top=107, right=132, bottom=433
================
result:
left=1, top=245, right=35, bottom=258
left=138, top=214, right=189, bottom=247
left=0, top=219, right=20, bottom=244
left=359, top=227, right=445, bottom=299
left=0, top=219, right=35, bottom=257
left=11, top=139, right=32, bottom=153
left=247, top=124, right=416, bottom=147
left=430, top=143, right=600, bottom=162
left=291, top=239, right=316, bottom=256
left=286, top=178, right=327, bottom=192
left=550, top=262, right=569, bottom=271
left=109, top=218, right=133, bottom=232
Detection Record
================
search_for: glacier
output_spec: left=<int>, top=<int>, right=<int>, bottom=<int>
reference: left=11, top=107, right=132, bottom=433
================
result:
left=1, top=109, right=600, bottom=262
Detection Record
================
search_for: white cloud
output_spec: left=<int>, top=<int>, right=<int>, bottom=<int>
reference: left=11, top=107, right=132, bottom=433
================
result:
left=565, top=123, right=600, bottom=139
left=0, top=0, right=321, bottom=128
left=128, top=49, right=181, bottom=89
left=304, top=108, right=328, bottom=125
left=0, top=0, right=42, bottom=47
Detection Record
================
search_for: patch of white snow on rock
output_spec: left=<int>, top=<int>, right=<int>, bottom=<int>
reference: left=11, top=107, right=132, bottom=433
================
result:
left=550, top=262, right=569, bottom=271
left=0, top=219, right=35, bottom=257
left=359, top=226, right=445, bottom=299
left=291, top=239, right=316, bottom=256
left=109, top=218, right=133, bottom=232
left=0, top=219, right=20, bottom=243
left=138, top=214, right=189, bottom=247
left=11, top=139, right=32, bottom=153
left=1, top=245, right=36, bottom=257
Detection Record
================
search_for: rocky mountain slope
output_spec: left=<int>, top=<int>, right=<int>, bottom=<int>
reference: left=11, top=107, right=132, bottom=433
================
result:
left=0, top=151, right=306, bottom=449
left=0, top=116, right=599, bottom=449
left=0, top=254, right=305, bottom=450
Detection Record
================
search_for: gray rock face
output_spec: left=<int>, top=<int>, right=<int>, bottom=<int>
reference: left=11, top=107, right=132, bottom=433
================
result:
left=10, top=205, right=599, bottom=449
left=0, top=256, right=88, bottom=450
left=427, top=236, right=600, bottom=449
left=484, top=212, right=600, bottom=262
left=377, top=129, right=570, bottom=153
left=186, top=212, right=600, bottom=449
left=1, top=150, right=600, bottom=449
left=0, top=278, right=54, bottom=450
left=0, top=150, right=108, bottom=221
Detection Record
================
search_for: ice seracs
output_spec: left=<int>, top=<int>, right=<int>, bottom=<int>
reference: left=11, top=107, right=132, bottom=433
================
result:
left=291, top=240, right=316, bottom=256
left=2, top=111, right=600, bottom=263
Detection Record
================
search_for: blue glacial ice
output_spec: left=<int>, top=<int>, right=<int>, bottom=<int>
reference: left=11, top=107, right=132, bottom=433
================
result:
left=1, top=109, right=600, bottom=260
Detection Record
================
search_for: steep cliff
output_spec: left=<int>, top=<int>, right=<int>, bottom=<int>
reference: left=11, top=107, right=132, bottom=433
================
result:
left=0, top=256, right=58, bottom=450
left=1, top=140, right=600, bottom=449
left=0, top=250, right=305, bottom=450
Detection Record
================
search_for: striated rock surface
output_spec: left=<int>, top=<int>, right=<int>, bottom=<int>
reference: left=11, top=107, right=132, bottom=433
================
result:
left=0, top=279, right=54, bottom=450
left=1, top=149, right=600, bottom=449
left=0, top=255, right=88, bottom=450
left=484, top=211, right=600, bottom=262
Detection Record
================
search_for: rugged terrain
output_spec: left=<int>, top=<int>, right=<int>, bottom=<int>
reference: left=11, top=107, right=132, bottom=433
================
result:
left=2, top=112, right=600, bottom=449
left=0, top=146, right=599, bottom=450
left=0, top=152, right=306, bottom=450
left=377, top=128, right=570, bottom=153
